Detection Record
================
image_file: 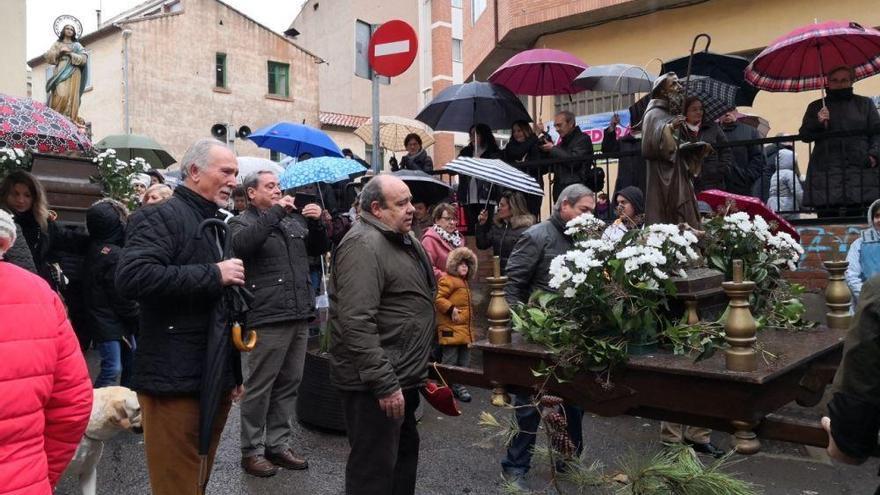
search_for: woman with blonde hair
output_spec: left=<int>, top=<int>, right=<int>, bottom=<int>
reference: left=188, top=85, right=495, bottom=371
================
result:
left=143, top=183, right=173, bottom=206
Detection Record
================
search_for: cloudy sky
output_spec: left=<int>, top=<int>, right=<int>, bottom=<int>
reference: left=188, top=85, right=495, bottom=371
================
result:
left=27, top=0, right=308, bottom=59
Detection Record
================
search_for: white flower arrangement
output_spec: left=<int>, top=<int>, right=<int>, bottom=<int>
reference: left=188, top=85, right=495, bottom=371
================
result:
left=92, top=148, right=153, bottom=208
left=0, top=147, right=32, bottom=176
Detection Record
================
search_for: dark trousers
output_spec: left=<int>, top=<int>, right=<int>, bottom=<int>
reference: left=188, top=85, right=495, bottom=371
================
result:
left=342, top=388, right=421, bottom=495
left=501, top=393, right=584, bottom=475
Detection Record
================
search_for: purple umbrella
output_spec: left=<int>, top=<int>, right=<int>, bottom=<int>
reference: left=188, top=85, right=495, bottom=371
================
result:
left=488, top=49, right=588, bottom=96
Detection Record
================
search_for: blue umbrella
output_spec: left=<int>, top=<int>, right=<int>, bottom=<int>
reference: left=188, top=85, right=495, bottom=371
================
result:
left=414, top=81, right=531, bottom=132
left=248, top=121, right=343, bottom=158
left=278, top=156, right=366, bottom=190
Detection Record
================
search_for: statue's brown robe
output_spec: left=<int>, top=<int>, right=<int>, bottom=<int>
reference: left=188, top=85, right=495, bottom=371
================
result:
left=641, top=98, right=701, bottom=229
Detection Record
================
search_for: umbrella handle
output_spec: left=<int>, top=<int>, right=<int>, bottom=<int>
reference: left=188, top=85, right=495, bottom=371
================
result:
left=197, top=218, right=233, bottom=259
left=683, top=33, right=712, bottom=103
left=232, top=321, right=257, bottom=352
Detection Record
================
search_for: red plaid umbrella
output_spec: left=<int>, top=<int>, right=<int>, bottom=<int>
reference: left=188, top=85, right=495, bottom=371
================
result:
left=0, top=93, right=93, bottom=154
left=697, top=189, right=800, bottom=242
left=489, top=48, right=588, bottom=96
left=745, top=21, right=880, bottom=92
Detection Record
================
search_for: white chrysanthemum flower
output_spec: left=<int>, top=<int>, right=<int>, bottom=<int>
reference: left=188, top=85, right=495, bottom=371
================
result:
left=563, top=287, right=577, bottom=298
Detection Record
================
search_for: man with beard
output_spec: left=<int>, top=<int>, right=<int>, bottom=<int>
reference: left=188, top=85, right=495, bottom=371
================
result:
left=641, top=73, right=701, bottom=229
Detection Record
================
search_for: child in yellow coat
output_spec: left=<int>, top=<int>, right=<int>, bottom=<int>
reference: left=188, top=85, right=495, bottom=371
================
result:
left=435, top=246, right=478, bottom=402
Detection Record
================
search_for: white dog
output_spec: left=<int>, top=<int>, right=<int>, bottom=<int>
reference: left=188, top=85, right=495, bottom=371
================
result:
left=62, top=386, right=143, bottom=495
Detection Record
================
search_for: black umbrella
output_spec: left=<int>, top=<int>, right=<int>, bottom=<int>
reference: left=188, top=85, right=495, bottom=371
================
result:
left=628, top=76, right=739, bottom=124
left=662, top=51, right=758, bottom=107
left=195, top=219, right=254, bottom=487
left=392, top=169, right=453, bottom=205
left=414, top=81, right=532, bottom=132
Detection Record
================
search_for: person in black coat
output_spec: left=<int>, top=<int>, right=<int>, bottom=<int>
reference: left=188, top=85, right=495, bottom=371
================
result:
left=800, top=66, right=880, bottom=217
left=503, top=120, right=544, bottom=217
left=719, top=108, right=766, bottom=197
left=475, top=191, right=535, bottom=273
left=84, top=199, right=139, bottom=388
left=391, top=133, right=434, bottom=174
left=230, top=170, right=330, bottom=476
left=458, top=123, right=502, bottom=233
left=115, top=138, right=245, bottom=494
left=539, top=110, right=598, bottom=201
left=682, top=97, right=733, bottom=193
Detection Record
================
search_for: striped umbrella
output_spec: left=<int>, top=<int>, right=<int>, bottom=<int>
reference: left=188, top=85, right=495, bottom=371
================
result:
left=745, top=21, right=880, bottom=93
left=443, top=157, right=544, bottom=197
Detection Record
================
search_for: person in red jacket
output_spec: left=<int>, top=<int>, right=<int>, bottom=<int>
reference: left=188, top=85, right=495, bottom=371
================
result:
left=0, top=208, right=93, bottom=494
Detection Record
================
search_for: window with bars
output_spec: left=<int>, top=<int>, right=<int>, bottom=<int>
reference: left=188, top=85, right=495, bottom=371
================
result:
left=554, top=91, right=635, bottom=117
left=267, top=61, right=290, bottom=97
left=215, top=53, right=227, bottom=88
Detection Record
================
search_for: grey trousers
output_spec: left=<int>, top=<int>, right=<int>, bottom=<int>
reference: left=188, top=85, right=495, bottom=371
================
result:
left=240, top=320, right=309, bottom=457
left=441, top=345, right=470, bottom=391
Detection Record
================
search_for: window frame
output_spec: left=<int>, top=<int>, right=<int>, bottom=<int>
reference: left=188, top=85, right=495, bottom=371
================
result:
left=267, top=60, right=290, bottom=98
left=215, top=52, right=227, bottom=89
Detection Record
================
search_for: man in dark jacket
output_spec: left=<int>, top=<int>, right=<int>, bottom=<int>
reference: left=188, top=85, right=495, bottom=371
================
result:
left=719, top=108, right=766, bottom=197
left=116, top=138, right=244, bottom=495
left=231, top=170, right=329, bottom=477
left=541, top=110, right=597, bottom=201
left=801, top=66, right=880, bottom=217
left=329, top=174, right=436, bottom=495
left=83, top=199, right=138, bottom=388
left=822, top=275, right=880, bottom=495
left=501, top=184, right=594, bottom=486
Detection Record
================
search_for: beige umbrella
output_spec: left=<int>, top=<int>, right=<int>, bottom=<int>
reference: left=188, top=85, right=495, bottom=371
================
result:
left=354, top=116, right=434, bottom=153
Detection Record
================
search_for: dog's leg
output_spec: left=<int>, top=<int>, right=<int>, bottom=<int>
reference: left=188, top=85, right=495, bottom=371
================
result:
left=79, top=442, right=103, bottom=495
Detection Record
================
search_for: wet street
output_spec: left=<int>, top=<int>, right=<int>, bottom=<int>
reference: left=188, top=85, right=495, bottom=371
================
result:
left=54, top=351, right=879, bottom=495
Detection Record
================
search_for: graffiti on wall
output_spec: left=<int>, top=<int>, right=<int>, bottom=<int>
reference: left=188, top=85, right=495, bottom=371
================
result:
left=795, top=225, right=864, bottom=268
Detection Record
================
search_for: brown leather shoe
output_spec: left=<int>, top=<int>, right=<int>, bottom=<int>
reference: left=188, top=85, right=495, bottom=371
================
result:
left=266, top=448, right=309, bottom=470
left=241, top=455, right=279, bottom=477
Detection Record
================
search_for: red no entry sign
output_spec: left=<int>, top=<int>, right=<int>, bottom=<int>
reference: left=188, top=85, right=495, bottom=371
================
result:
left=368, top=20, right=418, bottom=77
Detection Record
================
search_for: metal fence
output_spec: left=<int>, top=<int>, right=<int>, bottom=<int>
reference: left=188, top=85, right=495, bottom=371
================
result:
left=428, top=127, right=880, bottom=226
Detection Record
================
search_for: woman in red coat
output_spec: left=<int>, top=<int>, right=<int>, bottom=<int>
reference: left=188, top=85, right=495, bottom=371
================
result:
left=0, top=209, right=92, bottom=494
left=420, top=203, right=464, bottom=280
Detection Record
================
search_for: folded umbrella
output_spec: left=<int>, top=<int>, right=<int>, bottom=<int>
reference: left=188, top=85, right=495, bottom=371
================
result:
left=248, top=121, right=342, bottom=158
left=697, top=189, right=799, bottom=241
left=415, top=81, right=531, bottom=132
left=392, top=169, right=453, bottom=205
left=443, top=157, right=544, bottom=197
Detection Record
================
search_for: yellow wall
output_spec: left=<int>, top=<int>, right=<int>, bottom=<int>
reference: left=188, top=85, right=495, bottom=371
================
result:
left=537, top=0, right=880, bottom=172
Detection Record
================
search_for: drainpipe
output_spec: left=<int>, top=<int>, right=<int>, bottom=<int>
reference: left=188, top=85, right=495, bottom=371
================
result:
left=122, top=29, right=132, bottom=134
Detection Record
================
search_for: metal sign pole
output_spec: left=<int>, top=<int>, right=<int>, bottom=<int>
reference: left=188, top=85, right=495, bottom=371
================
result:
left=372, top=73, right=380, bottom=173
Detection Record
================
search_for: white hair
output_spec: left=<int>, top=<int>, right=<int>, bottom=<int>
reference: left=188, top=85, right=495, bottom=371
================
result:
left=0, top=209, right=16, bottom=256
left=179, top=138, right=228, bottom=180
left=553, top=183, right=594, bottom=214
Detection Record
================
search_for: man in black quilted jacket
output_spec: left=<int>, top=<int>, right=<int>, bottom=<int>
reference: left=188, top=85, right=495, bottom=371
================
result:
left=116, top=138, right=244, bottom=495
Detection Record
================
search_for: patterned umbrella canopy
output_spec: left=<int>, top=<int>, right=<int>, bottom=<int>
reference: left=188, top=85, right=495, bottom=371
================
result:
left=629, top=76, right=739, bottom=125
left=443, top=157, right=544, bottom=196
left=0, top=93, right=93, bottom=154
left=354, top=116, right=434, bottom=153
left=745, top=21, right=880, bottom=92
left=279, top=156, right=366, bottom=190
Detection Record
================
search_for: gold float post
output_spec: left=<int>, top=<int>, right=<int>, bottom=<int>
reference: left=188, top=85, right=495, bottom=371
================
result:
left=486, top=256, right=511, bottom=345
left=823, top=258, right=852, bottom=330
left=723, top=259, right=757, bottom=372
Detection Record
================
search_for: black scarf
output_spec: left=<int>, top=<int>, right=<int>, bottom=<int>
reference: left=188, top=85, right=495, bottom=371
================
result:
left=504, top=136, right=539, bottom=162
left=825, top=87, right=854, bottom=102
left=12, top=210, right=41, bottom=253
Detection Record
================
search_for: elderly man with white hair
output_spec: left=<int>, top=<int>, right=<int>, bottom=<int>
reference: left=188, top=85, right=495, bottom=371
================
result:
left=116, top=138, right=244, bottom=495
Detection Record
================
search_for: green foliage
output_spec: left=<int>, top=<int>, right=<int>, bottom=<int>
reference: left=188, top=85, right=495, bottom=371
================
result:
left=92, top=149, right=151, bottom=210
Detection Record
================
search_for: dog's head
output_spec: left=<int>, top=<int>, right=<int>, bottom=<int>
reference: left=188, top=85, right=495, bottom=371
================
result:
left=103, top=387, right=143, bottom=434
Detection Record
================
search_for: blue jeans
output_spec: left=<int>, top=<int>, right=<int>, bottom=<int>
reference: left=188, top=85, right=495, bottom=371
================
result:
left=95, top=338, right=135, bottom=388
left=501, top=393, right=584, bottom=475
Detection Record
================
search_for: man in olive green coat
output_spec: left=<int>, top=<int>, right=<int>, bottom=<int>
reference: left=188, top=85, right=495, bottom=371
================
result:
left=823, top=276, right=880, bottom=495
left=329, top=174, right=436, bottom=495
